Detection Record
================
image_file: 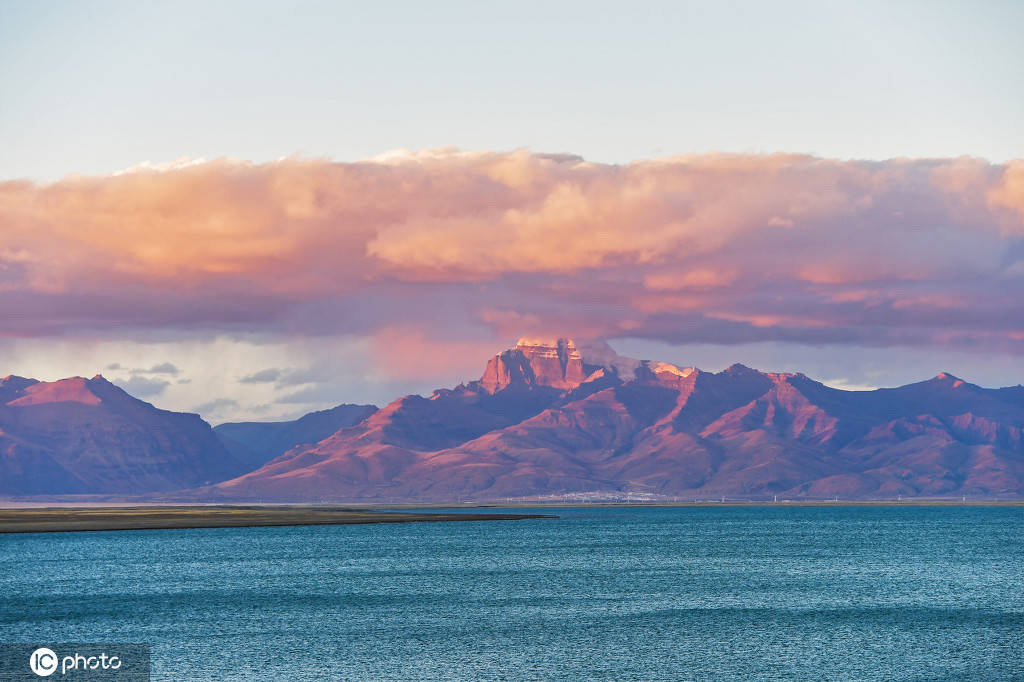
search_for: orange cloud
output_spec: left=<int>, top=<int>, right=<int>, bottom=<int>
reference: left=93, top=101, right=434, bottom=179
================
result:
left=0, top=150, right=1022, bottom=353
left=643, top=269, right=737, bottom=291
left=367, top=326, right=504, bottom=381
left=989, top=160, right=1024, bottom=228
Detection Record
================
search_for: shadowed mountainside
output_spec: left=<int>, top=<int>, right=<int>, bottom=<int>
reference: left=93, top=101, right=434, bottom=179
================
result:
left=207, top=339, right=1024, bottom=501
left=214, top=403, right=378, bottom=471
left=4, top=340, right=1023, bottom=501
left=0, top=375, right=245, bottom=495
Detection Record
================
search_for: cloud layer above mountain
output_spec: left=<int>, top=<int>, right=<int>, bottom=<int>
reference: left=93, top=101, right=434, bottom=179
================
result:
left=3, top=150, right=1023, bottom=354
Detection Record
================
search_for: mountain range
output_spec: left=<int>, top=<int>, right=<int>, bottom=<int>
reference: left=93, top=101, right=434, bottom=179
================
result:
left=3, top=338, right=1024, bottom=501
left=213, top=403, right=378, bottom=472
left=0, top=374, right=242, bottom=495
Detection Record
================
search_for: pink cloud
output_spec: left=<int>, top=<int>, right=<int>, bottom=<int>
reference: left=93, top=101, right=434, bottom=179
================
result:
left=0, top=150, right=1022, bottom=354
left=988, top=160, right=1024, bottom=227
left=367, top=326, right=505, bottom=381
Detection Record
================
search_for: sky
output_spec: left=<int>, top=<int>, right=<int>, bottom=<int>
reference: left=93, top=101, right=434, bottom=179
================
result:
left=1, top=1, right=1023, bottom=423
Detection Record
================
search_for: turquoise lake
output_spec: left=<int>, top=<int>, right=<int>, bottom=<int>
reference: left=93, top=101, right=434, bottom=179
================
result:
left=2, top=506, right=1023, bottom=680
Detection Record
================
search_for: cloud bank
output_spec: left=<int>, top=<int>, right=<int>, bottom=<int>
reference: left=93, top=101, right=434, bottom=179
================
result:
left=2, top=150, right=1023, bottom=354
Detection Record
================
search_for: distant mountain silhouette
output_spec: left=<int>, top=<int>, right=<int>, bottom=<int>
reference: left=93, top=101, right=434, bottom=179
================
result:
left=204, top=339, right=1024, bottom=502
left=214, top=403, right=378, bottom=471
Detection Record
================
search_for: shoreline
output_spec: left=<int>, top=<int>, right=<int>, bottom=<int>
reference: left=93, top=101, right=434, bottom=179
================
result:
left=1, top=500, right=1019, bottom=534
left=386, top=501, right=1024, bottom=509
left=0, top=506, right=557, bottom=534
left=3, top=499, right=1024, bottom=510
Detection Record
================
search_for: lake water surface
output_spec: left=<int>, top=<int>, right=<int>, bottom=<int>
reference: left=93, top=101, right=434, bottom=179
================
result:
left=2, top=506, right=1023, bottom=680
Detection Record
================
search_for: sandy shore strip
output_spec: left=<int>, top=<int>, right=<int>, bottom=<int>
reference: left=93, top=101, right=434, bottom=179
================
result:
left=0, top=505, right=558, bottom=534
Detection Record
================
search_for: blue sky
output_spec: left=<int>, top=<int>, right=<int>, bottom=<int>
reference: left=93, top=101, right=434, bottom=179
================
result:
left=2, top=0, right=1022, bottom=182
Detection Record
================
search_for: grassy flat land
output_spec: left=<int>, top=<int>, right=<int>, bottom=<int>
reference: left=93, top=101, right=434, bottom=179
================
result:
left=0, top=505, right=557, bottom=534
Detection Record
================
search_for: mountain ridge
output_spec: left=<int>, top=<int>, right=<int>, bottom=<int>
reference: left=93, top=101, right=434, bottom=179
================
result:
left=204, top=338, right=1024, bottom=502
left=4, top=339, right=1023, bottom=501
left=214, top=403, right=378, bottom=471
left=0, top=374, right=245, bottom=495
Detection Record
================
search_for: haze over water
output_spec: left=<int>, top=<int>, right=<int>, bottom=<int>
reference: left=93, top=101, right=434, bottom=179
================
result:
left=3, top=506, right=1022, bottom=680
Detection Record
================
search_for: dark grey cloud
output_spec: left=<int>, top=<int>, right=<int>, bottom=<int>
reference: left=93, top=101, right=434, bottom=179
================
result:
left=134, top=362, right=180, bottom=376
left=239, top=368, right=284, bottom=384
left=113, top=375, right=171, bottom=398
left=192, top=398, right=240, bottom=416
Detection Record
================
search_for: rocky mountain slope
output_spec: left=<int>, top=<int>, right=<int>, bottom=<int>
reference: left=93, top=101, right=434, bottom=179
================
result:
left=0, top=375, right=244, bottom=495
left=207, top=339, right=1024, bottom=501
